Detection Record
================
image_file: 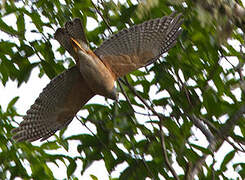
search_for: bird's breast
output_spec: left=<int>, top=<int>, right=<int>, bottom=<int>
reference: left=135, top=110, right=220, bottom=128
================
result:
left=77, top=49, right=117, bottom=100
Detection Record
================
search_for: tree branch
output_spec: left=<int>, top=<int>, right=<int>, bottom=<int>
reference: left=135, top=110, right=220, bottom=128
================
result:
left=90, top=0, right=113, bottom=34
left=159, top=120, right=180, bottom=180
left=187, top=115, right=215, bottom=144
left=219, top=104, right=245, bottom=138
left=119, top=76, right=180, bottom=179
left=119, top=77, right=164, bottom=120
left=187, top=103, right=245, bottom=179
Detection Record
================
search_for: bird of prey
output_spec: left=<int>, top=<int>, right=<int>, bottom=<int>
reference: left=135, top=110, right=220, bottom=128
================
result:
left=12, top=13, right=183, bottom=142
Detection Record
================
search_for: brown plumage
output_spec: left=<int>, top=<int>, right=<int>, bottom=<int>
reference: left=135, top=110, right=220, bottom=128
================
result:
left=12, top=13, right=183, bottom=142
left=12, top=66, right=94, bottom=142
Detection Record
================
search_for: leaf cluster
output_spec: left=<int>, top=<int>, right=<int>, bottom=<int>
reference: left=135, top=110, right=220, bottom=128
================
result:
left=0, top=0, right=245, bottom=179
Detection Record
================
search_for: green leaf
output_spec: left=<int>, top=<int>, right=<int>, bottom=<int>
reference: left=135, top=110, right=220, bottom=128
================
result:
left=17, top=62, right=38, bottom=86
left=17, top=14, right=25, bottom=38
left=67, top=158, right=77, bottom=177
left=233, top=163, right=245, bottom=178
left=7, top=97, right=19, bottom=110
left=28, top=11, right=44, bottom=32
left=0, top=41, right=16, bottom=55
left=220, top=150, right=236, bottom=171
left=40, top=61, right=57, bottom=79
left=40, top=141, right=60, bottom=150
left=57, top=137, right=69, bottom=152
left=190, top=143, right=212, bottom=155
left=90, top=174, right=99, bottom=180
left=0, top=18, right=18, bottom=36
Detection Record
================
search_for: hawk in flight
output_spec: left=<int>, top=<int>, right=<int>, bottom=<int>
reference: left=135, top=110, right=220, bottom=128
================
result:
left=12, top=13, right=183, bottom=142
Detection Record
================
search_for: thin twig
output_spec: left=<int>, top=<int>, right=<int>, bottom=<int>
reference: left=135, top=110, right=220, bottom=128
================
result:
left=75, top=115, right=111, bottom=152
left=90, top=0, right=113, bottom=33
left=119, top=72, right=179, bottom=179
left=226, top=137, right=245, bottom=153
left=119, top=77, right=164, bottom=120
left=219, top=49, right=236, bottom=69
left=199, top=117, right=218, bottom=132
left=117, top=79, right=135, bottom=111
left=118, top=79, right=157, bottom=117
left=141, top=154, right=156, bottom=180
left=134, top=111, right=155, bottom=116
left=170, top=68, right=193, bottom=107
left=159, top=120, right=180, bottom=180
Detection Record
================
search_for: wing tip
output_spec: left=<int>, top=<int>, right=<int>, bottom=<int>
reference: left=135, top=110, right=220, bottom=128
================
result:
left=54, top=28, right=65, bottom=41
left=11, top=126, right=56, bottom=142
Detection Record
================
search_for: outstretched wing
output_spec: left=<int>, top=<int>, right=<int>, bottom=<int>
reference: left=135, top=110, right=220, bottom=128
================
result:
left=94, top=13, right=183, bottom=78
left=12, top=66, right=95, bottom=142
